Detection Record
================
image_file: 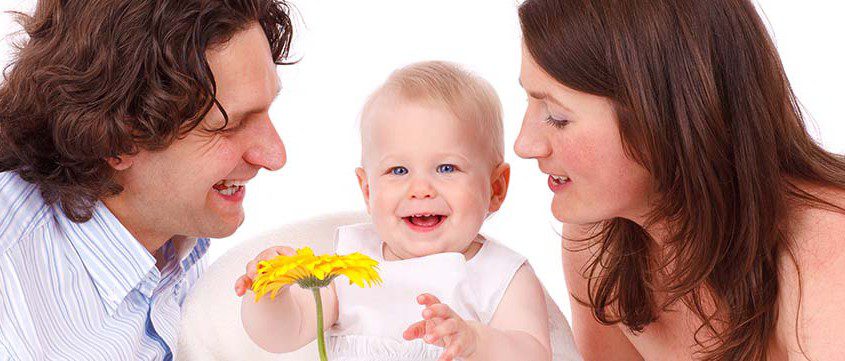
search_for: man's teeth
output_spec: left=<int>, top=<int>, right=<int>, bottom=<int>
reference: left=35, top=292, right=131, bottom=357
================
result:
left=215, top=180, right=247, bottom=187
left=217, top=187, right=239, bottom=196
left=551, top=175, right=570, bottom=183
left=213, top=179, right=247, bottom=196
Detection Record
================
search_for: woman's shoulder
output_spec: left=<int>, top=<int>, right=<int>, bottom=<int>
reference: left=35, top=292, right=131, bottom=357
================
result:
left=786, top=182, right=845, bottom=253
left=782, top=182, right=845, bottom=285
left=775, top=183, right=845, bottom=359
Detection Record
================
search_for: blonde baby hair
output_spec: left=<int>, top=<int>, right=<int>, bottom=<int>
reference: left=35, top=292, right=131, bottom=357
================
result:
left=360, top=61, right=504, bottom=165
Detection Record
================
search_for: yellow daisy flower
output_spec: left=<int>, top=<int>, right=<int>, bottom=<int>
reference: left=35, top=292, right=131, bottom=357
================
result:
left=251, top=247, right=382, bottom=301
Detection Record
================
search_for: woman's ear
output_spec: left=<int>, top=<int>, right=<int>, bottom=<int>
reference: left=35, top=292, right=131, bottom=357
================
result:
left=355, top=167, right=372, bottom=213
left=488, top=162, right=510, bottom=212
left=105, top=155, right=135, bottom=171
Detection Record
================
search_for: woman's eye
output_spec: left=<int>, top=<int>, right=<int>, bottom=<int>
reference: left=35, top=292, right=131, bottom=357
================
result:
left=436, top=164, right=456, bottom=173
left=390, top=166, right=408, bottom=175
left=544, top=116, right=569, bottom=129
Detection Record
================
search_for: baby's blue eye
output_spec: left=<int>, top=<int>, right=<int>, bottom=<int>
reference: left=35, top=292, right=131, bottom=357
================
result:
left=390, top=166, right=408, bottom=175
left=437, top=164, right=456, bottom=173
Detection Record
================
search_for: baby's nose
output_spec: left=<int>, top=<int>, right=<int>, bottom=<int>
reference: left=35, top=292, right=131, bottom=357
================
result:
left=408, top=177, right=436, bottom=199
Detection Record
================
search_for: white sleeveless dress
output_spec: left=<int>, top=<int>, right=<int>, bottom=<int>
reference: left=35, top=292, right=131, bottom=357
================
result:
left=327, top=223, right=527, bottom=361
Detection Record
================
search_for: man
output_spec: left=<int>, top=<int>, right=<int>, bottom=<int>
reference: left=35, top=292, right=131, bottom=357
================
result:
left=0, top=0, right=293, bottom=359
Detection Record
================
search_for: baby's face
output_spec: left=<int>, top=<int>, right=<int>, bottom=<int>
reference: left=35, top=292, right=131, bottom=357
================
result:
left=358, top=95, right=500, bottom=260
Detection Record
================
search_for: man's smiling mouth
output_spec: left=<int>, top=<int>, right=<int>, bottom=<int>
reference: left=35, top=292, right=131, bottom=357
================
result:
left=212, top=179, right=247, bottom=196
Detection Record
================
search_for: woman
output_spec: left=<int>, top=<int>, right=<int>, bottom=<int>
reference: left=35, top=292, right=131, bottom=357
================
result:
left=513, top=0, right=845, bottom=360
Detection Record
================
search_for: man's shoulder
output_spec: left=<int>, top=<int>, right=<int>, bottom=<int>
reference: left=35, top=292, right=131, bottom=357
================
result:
left=0, top=171, right=53, bottom=254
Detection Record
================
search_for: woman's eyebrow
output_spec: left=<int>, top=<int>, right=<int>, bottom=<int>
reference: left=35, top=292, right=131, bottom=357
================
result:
left=519, top=78, right=574, bottom=113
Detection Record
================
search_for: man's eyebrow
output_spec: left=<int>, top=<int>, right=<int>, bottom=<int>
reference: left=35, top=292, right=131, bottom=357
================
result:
left=229, top=85, right=282, bottom=120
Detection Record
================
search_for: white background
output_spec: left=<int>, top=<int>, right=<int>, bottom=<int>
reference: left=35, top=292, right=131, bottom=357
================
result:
left=2, top=1, right=843, bottom=323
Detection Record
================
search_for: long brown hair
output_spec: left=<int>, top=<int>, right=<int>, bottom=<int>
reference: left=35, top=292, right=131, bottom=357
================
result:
left=519, top=0, right=845, bottom=359
left=0, top=0, right=293, bottom=222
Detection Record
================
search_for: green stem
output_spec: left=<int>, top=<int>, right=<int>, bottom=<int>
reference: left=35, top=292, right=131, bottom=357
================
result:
left=312, top=288, right=328, bottom=361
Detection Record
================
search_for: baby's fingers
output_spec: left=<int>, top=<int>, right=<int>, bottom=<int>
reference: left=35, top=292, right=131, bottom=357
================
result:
left=423, top=303, right=458, bottom=321
left=439, top=329, right=474, bottom=361
left=244, top=259, right=260, bottom=280
left=425, top=318, right=459, bottom=344
left=258, top=246, right=295, bottom=260
left=438, top=344, right=462, bottom=361
left=245, top=246, right=296, bottom=279
left=403, top=320, right=427, bottom=341
left=234, top=275, right=253, bottom=297
left=416, top=293, right=442, bottom=307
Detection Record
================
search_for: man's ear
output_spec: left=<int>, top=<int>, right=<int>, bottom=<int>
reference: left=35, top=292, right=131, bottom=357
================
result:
left=355, top=167, right=372, bottom=213
left=105, top=155, right=135, bottom=171
left=488, top=162, right=510, bottom=212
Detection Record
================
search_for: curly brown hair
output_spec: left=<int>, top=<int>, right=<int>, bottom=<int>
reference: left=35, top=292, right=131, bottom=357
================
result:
left=0, top=0, right=294, bottom=222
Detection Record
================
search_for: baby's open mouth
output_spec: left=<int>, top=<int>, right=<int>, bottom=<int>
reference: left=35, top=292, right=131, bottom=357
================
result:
left=403, top=214, right=446, bottom=231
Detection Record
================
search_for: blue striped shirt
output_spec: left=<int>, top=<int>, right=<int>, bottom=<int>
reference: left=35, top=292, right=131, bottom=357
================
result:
left=0, top=171, right=210, bottom=361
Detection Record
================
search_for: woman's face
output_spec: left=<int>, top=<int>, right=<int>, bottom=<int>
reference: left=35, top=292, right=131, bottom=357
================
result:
left=514, top=45, right=655, bottom=225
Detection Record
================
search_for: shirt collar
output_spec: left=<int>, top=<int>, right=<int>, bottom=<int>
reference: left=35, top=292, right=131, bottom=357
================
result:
left=156, top=235, right=211, bottom=274
left=58, top=201, right=209, bottom=314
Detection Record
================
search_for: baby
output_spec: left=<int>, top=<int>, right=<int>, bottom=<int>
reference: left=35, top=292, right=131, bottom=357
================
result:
left=236, top=61, right=551, bottom=361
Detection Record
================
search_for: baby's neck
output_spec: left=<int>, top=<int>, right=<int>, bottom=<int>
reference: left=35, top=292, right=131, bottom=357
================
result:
left=382, top=236, right=484, bottom=261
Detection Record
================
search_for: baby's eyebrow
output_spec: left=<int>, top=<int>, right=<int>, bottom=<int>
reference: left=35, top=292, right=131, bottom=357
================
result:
left=434, top=153, right=470, bottom=164
left=376, top=156, right=401, bottom=167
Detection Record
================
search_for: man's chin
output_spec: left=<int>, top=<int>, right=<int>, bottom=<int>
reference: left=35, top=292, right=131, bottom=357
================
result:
left=202, top=214, right=245, bottom=239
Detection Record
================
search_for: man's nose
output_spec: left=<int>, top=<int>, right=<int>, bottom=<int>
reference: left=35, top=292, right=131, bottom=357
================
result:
left=244, top=115, right=286, bottom=171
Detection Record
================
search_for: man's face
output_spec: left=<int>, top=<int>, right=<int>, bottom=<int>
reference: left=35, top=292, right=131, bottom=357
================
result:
left=108, top=23, right=285, bottom=243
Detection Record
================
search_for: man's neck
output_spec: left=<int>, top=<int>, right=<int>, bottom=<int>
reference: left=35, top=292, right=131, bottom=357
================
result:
left=101, top=196, right=173, bottom=255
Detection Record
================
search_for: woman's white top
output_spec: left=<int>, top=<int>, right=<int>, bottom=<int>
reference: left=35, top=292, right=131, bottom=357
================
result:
left=327, top=223, right=526, bottom=361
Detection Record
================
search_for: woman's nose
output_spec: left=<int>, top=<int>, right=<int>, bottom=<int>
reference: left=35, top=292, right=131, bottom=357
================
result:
left=514, top=115, right=551, bottom=159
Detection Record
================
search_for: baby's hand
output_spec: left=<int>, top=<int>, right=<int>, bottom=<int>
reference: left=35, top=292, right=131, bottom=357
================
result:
left=234, top=245, right=296, bottom=297
left=402, top=293, right=478, bottom=361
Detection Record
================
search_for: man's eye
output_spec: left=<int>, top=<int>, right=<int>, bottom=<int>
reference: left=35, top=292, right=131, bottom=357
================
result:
left=436, top=164, right=456, bottom=173
left=390, top=166, right=408, bottom=175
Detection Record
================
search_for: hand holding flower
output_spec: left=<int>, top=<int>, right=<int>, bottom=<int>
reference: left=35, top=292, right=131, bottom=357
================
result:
left=234, top=245, right=296, bottom=297
left=240, top=246, right=381, bottom=361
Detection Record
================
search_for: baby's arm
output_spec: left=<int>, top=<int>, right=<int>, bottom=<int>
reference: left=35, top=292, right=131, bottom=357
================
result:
left=236, top=246, right=339, bottom=353
left=404, top=264, right=551, bottom=361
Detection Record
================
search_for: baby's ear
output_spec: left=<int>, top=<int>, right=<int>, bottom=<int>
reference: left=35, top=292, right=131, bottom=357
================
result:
left=355, top=167, right=372, bottom=213
left=488, top=163, right=510, bottom=212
